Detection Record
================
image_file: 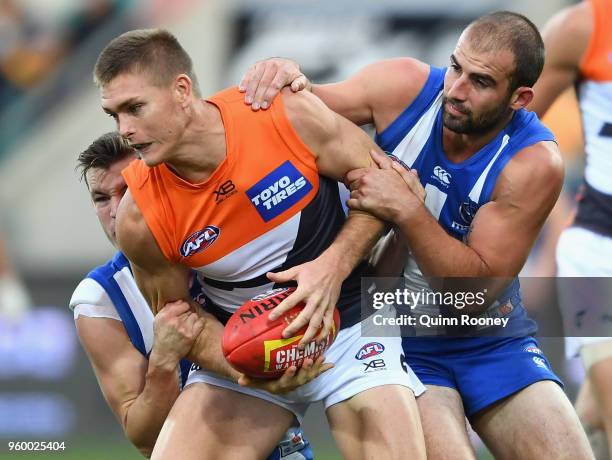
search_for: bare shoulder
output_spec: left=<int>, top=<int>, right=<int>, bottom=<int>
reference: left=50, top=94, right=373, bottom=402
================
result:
left=494, top=141, right=564, bottom=203
left=359, top=57, right=430, bottom=104
left=542, top=2, right=592, bottom=65
left=514, top=141, right=564, bottom=180
left=116, top=189, right=167, bottom=271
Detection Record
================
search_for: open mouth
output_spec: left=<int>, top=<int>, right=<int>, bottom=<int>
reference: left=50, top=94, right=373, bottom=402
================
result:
left=446, top=102, right=467, bottom=116
left=130, top=142, right=152, bottom=153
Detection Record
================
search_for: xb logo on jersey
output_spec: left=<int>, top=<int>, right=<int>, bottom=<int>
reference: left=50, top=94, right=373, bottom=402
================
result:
left=214, top=180, right=237, bottom=204
left=362, top=359, right=386, bottom=373
left=432, top=166, right=451, bottom=186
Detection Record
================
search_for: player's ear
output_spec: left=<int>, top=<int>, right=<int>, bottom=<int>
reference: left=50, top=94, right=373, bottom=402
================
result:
left=510, top=87, right=533, bottom=110
left=174, top=74, right=193, bottom=107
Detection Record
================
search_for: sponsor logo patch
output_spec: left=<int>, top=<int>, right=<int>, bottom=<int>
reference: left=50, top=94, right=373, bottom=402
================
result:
left=179, top=225, right=220, bottom=257
left=532, top=356, right=548, bottom=369
left=355, top=342, right=385, bottom=360
left=363, top=359, right=386, bottom=372
left=213, top=179, right=237, bottom=204
left=499, top=302, right=514, bottom=316
left=524, top=345, right=543, bottom=355
left=247, top=161, right=313, bottom=222
left=459, top=199, right=479, bottom=225
left=250, top=287, right=292, bottom=302
left=279, top=430, right=307, bottom=456
left=189, top=363, right=202, bottom=373
left=451, top=221, right=470, bottom=232
left=432, top=165, right=451, bottom=186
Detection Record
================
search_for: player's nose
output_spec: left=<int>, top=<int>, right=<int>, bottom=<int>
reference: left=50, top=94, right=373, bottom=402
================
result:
left=118, top=114, right=135, bottom=139
left=447, top=76, right=468, bottom=101
left=109, top=195, right=121, bottom=218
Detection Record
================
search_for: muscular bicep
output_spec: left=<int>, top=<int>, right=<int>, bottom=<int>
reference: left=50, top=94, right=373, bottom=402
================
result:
left=282, top=89, right=383, bottom=181
left=116, top=190, right=192, bottom=313
left=466, top=144, right=564, bottom=277
left=466, top=202, right=538, bottom=277
left=317, top=110, right=385, bottom=180
left=313, top=80, right=373, bottom=126
left=313, top=58, right=428, bottom=129
left=76, top=316, right=148, bottom=427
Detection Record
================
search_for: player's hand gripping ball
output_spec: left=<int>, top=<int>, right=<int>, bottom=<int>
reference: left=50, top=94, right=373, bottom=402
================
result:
left=222, top=287, right=340, bottom=378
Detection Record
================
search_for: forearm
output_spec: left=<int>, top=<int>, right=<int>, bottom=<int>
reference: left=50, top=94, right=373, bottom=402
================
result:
left=122, top=351, right=181, bottom=457
left=397, top=206, right=486, bottom=277
left=186, top=311, right=241, bottom=381
left=324, top=211, right=385, bottom=278
left=396, top=206, right=507, bottom=312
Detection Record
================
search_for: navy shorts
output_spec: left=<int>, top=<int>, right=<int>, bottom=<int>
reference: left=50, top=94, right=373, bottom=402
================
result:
left=402, top=335, right=563, bottom=419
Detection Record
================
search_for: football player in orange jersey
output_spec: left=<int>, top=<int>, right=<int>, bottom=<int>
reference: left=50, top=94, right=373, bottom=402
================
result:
left=71, top=132, right=315, bottom=460
left=94, top=29, right=427, bottom=460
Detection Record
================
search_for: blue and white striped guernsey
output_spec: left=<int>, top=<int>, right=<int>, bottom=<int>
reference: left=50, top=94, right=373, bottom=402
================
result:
left=376, top=66, right=556, bottom=337
left=71, top=251, right=192, bottom=386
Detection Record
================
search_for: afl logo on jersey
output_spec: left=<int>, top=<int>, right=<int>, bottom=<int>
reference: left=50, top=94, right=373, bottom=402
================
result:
left=180, top=226, right=220, bottom=258
left=247, top=161, right=313, bottom=222
left=355, top=342, right=385, bottom=360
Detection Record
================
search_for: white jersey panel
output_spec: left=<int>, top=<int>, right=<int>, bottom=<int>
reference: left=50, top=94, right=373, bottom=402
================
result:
left=113, top=266, right=155, bottom=354
left=579, top=81, right=612, bottom=194
left=70, top=268, right=155, bottom=354
left=73, top=303, right=121, bottom=321
left=193, top=213, right=299, bottom=311
left=70, top=278, right=111, bottom=311
left=390, top=93, right=443, bottom=167
left=194, top=212, right=299, bottom=281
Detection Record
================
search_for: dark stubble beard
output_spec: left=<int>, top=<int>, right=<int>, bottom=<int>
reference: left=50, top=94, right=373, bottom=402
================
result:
left=442, top=95, right=513, bottom=135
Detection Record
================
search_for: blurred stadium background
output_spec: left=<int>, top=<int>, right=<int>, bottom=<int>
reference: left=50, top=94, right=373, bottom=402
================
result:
left=0, top=0, right=585, bottom=458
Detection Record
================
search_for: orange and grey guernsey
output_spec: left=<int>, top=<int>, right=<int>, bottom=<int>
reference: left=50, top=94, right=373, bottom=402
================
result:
left=122, top=87, right=363, bottom=328
left=574, top=0, right=612, bottom=236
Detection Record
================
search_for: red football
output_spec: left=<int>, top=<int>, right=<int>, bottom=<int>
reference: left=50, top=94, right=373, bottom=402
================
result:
left=222, top=287, right=341, bottom=379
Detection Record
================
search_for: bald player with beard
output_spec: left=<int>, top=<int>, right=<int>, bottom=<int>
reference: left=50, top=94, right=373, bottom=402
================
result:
left=240, top=11, right=593, bottom=459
